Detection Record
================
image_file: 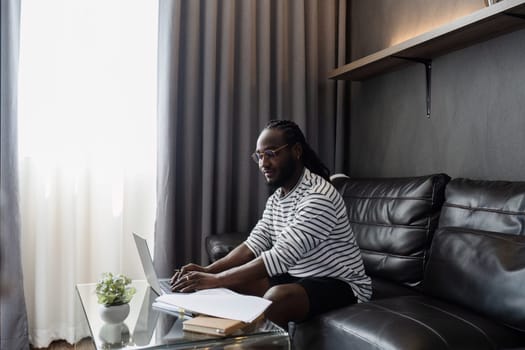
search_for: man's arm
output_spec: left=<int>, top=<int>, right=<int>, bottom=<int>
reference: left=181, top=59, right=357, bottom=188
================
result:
left=172, top=196, right=275, bottom=291
left=260, top=193, right=337, bottom=276
left=207, top=242, right=255, bottom=273
left=170, top=242, right=255, bottom=287
left=171, top=255, right=268, bottom=292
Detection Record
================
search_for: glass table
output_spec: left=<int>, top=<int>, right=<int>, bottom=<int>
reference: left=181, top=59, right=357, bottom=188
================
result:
left=76, top=281, right=290, bottom=349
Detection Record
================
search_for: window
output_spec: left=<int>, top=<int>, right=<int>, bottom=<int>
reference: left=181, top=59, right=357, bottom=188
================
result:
left=18, top=0, right=158, bottom=346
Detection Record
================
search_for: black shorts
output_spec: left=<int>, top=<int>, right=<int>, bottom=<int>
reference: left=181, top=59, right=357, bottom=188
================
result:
left=268, top=274, right=357, bottom=318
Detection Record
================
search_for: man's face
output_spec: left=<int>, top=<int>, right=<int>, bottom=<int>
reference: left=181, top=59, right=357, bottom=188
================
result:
left=255, top=128, right=297, bottom=188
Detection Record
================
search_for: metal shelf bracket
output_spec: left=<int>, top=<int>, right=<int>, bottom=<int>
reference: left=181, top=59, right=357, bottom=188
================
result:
left=392, top=56, right=432, bottom=118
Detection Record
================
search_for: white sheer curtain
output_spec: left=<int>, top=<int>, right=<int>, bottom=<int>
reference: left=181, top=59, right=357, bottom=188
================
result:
left=17, top=0, right=158, bottom=347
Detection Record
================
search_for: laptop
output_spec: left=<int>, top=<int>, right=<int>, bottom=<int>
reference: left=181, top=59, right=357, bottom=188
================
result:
left=133, top=233, right=173, bottom=295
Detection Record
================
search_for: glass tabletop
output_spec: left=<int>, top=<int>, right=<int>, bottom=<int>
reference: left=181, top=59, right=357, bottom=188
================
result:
left=76, top=280, right=290, bottom=349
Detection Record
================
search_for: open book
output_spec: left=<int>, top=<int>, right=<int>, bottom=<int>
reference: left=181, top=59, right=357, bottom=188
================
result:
left=153, top=288, right=272, bottom=323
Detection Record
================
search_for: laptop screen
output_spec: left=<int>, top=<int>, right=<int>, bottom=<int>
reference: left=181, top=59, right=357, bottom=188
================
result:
left=133, top=233, right=164, bottom=295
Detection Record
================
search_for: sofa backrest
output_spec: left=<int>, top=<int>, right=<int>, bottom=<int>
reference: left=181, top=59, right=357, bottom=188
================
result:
left=424, top=178, right=525, bottom=331
left=332, top=173, right=450, bottom=286
left=438, top=178, right=525, bottom=233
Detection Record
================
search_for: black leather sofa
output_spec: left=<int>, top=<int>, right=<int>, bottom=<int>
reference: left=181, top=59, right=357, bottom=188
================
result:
left=206, top=174, right=525, bottom=349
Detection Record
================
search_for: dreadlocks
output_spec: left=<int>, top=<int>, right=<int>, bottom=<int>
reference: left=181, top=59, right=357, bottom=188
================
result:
left=265, top=120, right=331, bottom=182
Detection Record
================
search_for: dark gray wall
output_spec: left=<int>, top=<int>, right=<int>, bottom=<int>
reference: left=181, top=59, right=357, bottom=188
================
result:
left=348, top=0, right=525, bottom=181
left=351, top=0, right=483, bottom=60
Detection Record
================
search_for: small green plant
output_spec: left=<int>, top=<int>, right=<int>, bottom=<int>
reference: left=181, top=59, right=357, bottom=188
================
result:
left=96, top=272, right=136, bottom=306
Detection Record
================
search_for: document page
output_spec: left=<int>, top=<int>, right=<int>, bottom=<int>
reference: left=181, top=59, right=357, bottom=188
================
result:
left=154, top=288, right=272, bottom=323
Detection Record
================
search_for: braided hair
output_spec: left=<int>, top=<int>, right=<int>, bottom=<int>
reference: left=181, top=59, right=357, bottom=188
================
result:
left=265, top=120, right=331, bottom=182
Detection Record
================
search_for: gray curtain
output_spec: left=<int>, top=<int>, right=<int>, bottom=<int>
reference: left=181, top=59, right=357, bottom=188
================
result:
left=155, top=0, right=348, bottom=276
left=0, top=0, right=30, bottom=349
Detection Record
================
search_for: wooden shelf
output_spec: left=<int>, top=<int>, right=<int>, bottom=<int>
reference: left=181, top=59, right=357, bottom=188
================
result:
left=329, top=0, right=525, bottom=81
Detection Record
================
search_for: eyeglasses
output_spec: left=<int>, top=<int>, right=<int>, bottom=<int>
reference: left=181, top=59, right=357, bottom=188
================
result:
left=251, top=144, right=289, bottom=163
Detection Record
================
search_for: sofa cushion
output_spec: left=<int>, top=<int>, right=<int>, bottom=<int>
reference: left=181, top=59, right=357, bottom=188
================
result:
left=334, top=174, right=450, bottom=285
left=423, top=227, right=525, bottom=331
left=370, top=276, right=421, bottom=299
left=291, top=295, right=525, bottom=350
left=438, top=178, right=525, bottom=233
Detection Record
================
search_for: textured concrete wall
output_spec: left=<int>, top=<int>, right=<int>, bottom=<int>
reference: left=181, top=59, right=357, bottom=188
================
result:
left=348, top=0, right=525, bottom=181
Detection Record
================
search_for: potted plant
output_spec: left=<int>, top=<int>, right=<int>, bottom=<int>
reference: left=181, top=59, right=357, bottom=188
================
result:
left=96, top=272, right=136, bottom=324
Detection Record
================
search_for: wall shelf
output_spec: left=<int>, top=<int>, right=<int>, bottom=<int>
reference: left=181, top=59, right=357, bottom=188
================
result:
left=329, top=0, right=525, bottom=81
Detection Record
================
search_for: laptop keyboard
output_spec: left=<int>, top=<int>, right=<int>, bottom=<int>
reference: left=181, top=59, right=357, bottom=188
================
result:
left=160, top=280, right=172, bottom=294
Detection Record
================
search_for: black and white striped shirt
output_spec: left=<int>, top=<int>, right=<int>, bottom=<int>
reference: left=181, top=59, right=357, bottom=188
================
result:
left=245, top=168, right=372, bottom=302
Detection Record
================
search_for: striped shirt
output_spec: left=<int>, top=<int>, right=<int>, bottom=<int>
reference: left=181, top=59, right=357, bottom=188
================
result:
left=245, top=168, right=372, bottom=303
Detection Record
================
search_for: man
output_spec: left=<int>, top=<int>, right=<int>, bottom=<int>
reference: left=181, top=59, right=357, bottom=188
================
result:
left=171, top=120, right=371, bottom=327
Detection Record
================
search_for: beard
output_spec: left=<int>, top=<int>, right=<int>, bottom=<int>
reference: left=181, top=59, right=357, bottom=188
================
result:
left=265, top=158, right=297, bottom=190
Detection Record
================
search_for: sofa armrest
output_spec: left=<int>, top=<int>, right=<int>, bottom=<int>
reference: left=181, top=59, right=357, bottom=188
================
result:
left=205, top=232, right=247, bottom=262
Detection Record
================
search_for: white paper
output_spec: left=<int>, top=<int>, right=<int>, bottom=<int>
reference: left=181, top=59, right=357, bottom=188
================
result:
left=154, top=288, right=272, bottom=323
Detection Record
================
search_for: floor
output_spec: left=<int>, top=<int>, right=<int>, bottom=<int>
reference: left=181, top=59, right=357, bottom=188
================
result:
left=31, top=338, right=95, bottom=350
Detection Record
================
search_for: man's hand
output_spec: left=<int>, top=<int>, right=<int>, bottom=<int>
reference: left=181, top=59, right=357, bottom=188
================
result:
left=170, top=271, right=221, bottom=293
left=170, top=263, right=207, bottom=288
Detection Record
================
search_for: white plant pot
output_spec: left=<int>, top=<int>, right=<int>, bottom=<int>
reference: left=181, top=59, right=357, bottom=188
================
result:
left=98, top=303, right=130, bottom=324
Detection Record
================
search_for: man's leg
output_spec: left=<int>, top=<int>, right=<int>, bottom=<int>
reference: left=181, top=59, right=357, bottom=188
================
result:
left=263, top=283, right=309, bottom=328
left=262, top=277, right=357, bottom=328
